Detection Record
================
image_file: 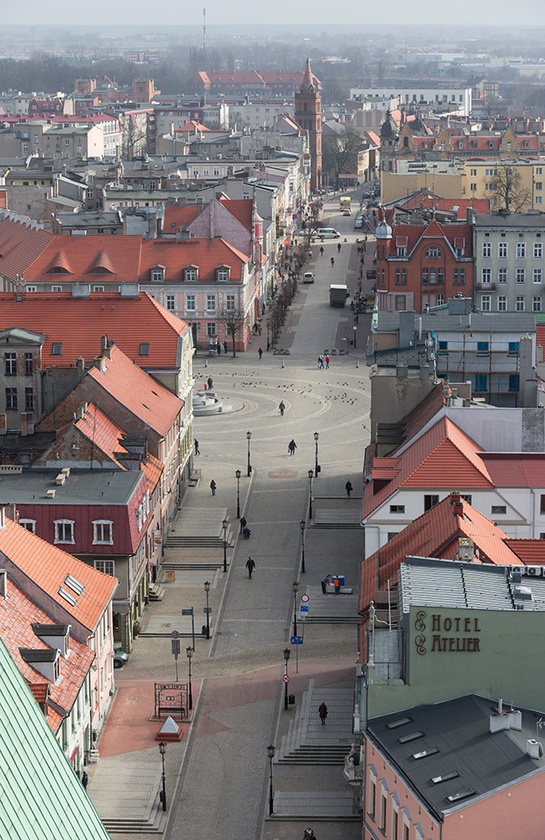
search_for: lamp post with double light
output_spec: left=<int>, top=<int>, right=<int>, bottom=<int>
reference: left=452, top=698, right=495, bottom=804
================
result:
left=222, top=517, right=228, bottom=573
left=204, top=580, right=210, bottom=639
left=308, top=469, right=314, bottom=520
left=159, top=741, right=167, bottom=811
left=247, top=431, right=252, bottom=476
left=267, top=744, right=275, bottom=815
left=235, top=469, right=241, bottom=519
left=300, top=519, right=306, bottom=574
left=186, top=646, right=193, bottom=711
left=283, top=647, right=291, bottom=710
left=314, top=431, right=320, bottom=477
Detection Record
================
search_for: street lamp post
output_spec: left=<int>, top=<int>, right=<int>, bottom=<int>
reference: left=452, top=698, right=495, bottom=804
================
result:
left=204, top=580, right=210, bottom=640
left=246, top=431, right=252, bottom=477
left=267, top=744, right=276, bottom=815
left=300, top=520, right=306, bottom=574
left=292, top=581, right=299, bottom=638
left=186, top=646, right=193, bottom=711
left=222, top=518, right=228, bottom=573
left=235, top=469, right=241, bottom=519
left=314, top=431, right=320, bottom=477
left=159, top=741, right=167, bottom=811
left=353, top=324, right=358, bottom=349
left=283, top=647, right=291, bottom=710
left=308, top=469, right=314, bottom=520
left=266, top=319, right=270, bottom=352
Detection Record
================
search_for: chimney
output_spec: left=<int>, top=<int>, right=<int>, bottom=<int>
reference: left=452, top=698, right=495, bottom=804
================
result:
left=526, top=739, right=543, bottom=759
left=450, top=492, right=464, bottom=517
left=76, top=357, right=85, bottom=375
left=100, top=335, right=111, bottom=358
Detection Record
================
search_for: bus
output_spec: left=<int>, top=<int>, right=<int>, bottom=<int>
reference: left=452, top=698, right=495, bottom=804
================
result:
left=339, top=196, right=351, bottom=214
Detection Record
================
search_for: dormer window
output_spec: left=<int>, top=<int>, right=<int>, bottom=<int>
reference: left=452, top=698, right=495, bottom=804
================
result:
left=184, top=266, right=198, bottom=282
left=216, top=266, right=230, bottom=283
left=151, top=266, right=165, bottom=283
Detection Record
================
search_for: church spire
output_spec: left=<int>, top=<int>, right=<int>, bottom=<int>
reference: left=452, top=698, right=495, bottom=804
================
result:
left=301, top=58, right=314, bottom=92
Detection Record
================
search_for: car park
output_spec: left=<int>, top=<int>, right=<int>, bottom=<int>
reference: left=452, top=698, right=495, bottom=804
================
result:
left=303, top=272, right=315, bottom=284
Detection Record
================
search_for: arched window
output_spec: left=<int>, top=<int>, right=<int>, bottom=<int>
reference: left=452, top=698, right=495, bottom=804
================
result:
left=425, top=247, right=442, bottom=259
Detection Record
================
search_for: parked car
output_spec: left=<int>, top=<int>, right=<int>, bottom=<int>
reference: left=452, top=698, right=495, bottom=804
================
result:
left=114, top=649, right=129, bottom=669
left=303, top=272, right=315, bottom=284
left=312, top=227, right=341, bottom=239
left=343, top=209, right=351, bottom=216
left=354, top=218, right=364, bottom=229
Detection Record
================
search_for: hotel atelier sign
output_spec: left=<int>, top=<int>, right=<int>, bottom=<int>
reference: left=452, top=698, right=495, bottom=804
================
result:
left=414, top=611, right=481, bottom=655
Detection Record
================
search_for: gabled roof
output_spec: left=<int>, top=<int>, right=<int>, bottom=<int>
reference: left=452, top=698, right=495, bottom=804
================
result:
left=0, top=291, right=189, bottom=369
left=0, top=517, right=117, bottom=633
left=0, top=637, right=111, bottom=839
left=0, top=217, right=53, bottom=279
left=363, top=417, right=492, bottom=519
left=505, top=539, right=545, bottom=565
left=162, top=205, right=202, bottom=232
left=479, top=453, right=545, bottom=488
left=218, top=197, right=253, bottom=232
left=87, top=344, right=183, bottom=436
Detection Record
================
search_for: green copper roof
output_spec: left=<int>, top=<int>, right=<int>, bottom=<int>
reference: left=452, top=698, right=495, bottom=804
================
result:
left=0, top=638, right=111, bottom=840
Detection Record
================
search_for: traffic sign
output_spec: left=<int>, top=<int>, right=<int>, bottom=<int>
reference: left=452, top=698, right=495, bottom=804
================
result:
left=301, top=594, right=310, bottom=603
left=282, top=674, right=290, bottom=684
left=300, top=605, right=309, bottom=613
left=291, top=636, right=304, bottom=645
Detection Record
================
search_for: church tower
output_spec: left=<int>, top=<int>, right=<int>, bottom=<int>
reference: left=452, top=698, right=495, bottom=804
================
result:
left=379, top=109, right=399, bottom=173
left=294, top=58, right=322, bottom=192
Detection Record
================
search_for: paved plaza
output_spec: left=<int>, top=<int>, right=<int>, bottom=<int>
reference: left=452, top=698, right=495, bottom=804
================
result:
left=86, top=198, right=372, bottom=840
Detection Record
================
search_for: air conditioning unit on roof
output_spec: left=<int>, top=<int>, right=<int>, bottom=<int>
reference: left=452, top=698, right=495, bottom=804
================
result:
left=526, top=566, right=544, bottom=577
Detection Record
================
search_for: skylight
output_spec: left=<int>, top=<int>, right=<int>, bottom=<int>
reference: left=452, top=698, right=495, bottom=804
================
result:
left=398, top=731, right=425, bottom=744
left=412, top=747, right=439, bottom=760
left=387, top=717, right=413, bottom=730
left=431, top=771, right=459, bottom=785
left=64, top=574, right=84, bottom=596
left=446, top=789, right=476, bottom=803
left=58, top=587, right=76, bottom=607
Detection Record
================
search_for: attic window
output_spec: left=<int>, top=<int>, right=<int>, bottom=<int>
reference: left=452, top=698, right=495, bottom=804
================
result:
left=48, top=266, right=70, bottom=274
left=431, top=771, right=459, bottom=785
left=139, top=342, right=150, bottom=356
left=446, top=789, right=476, bottom=803
left=184, top=266, right=198, bottom=282
left=51, top=342, right=63, bottom=356
left=151, top=266, right=165, bottom=282
left=217, top=266, right=230, bottom=283
left=386, top=717, right=413, bottom=730
left=398, top=731, right=424, bottom=744
left=412, top=747, right=439, bottom=760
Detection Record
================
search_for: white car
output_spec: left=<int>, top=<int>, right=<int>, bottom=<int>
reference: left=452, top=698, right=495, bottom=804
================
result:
left=303, top=272, right=315, bottom=284
left=312, top=228, right=341, bottom=239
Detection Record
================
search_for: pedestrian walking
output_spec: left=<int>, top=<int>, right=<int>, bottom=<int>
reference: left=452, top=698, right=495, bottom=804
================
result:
left=330, top=256, right=335, bottom=266
left=337, top=242, right=341, bottom=253
left=318, top=355, right=324, bottom=369
left=321, top=574, right=331, bottom=594
left=319, top=246, right=324, bottom=256
left=258, top=347, right=263, bottom=360
left=81, top=771, right=88, bottom=790
left=194, top=439, right=200, bottom=455
left=210, top=479, right=217, bottom=496
left=246, top=557, right=256, bottom=579
left=333, top=576, right=341, bottom=594
left=207, top=376, right=213, bottom=391
left=303, top=829, right=317, bottom=840
left=318, top=702, right=328, bottom=725
left=239, top=516, right=247, bottom=534
left=325, top=354, right=330, bottom=369
left=279, top=400, right=286, bottom=416
left=288, top=439, right=297, bottom=456
left=223, top=341, right=228, bottom=354
left=345, top=480, right=353, bottom=498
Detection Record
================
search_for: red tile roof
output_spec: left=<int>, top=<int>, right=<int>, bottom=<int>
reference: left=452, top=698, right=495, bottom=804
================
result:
left=479, top=453, right=545, bottom=487
left=0, top=517, right=117, bottom=632
left=536, top=324, right=545, bottom=349
left=0, top=217, right=53, bottom=279
left=162, top=205, right=202, bottom=232
left=0, top=291, right=189, bottom=369
left=504, top=540, right=545, bottom=565
left=218, top=197, right=253, bottom=232
left=87, top=345, right=183, bottom=437
left=362, top=417, right=491, bottom=519
left=382, top=219, right=473, bottom=259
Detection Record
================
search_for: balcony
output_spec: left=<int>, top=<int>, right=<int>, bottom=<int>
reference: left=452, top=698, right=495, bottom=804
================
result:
left=477, top=282, right=496, bottom=291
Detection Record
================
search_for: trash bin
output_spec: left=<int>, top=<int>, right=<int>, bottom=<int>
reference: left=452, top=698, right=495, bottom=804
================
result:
left=289, top=694, right=296, bottom=705
left=202, top=625, right=207, bottom=636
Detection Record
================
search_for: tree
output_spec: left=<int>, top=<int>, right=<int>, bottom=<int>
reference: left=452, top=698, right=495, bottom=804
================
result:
left=322, top=127, right=364, bottom=190
left=491, top=164, right=531, bottom=213
left=216, top=309, right=247, bottom=357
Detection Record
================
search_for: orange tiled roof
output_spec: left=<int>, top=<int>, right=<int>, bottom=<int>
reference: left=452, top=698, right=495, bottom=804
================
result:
left=218, top=197, right=253, bottom=232
left=504, top=540, right=545, bottom=565
left=88, top=344, right=183, bottom=437
left=536, top=324, right=545, bottom=349
left=162, top=205, right=202, bottom=232
left=362, top=417, right=492, bottom=519
left=360, top=494, right=521, bottom=615
left=479, top=453, right=545, bottom=488
left=383, top=220, right=473, bottom=259
left=0, top=217, right=53, bottom=279
left=0, top=517, right=117, bottom=633
left=0, top=291, right=188, bottom=369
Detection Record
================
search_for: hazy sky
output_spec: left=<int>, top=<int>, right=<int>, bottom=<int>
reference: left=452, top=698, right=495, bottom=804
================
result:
left=3, top=0, right=545, bottom=27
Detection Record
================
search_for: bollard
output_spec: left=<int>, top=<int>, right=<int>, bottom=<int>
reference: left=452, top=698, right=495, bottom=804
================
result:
left=356, top=360, right=360, bottom=368
left=281, top=360, right=285, bottom=368
left=205, top=360, right=208, bottom=368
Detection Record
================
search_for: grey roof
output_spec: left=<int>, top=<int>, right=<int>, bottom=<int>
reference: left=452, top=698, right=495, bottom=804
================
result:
left=399, top=557, right=545, bottom=614
left=374, top=310, right=536, bottom=334
left=475, top=213, right=545, bottom=229
left=0, top=469, right=143, bottom=506
left=368, top=694, right=545, bottom=819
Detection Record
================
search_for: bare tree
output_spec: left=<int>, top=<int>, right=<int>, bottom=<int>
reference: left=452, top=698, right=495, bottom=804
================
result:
left=491, top=164, right=531, bottom=213
left=216, top=309, right=247, bottom=357
left=322, top=127, right=364, bottom=190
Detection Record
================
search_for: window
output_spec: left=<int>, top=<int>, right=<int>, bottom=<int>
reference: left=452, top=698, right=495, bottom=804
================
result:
left=537, top=197, right=543, bottom=205
left=470, top=183, right=477, bottom=192
left=508, top=342, right=520, bottom=355
left=477, top=341, right=489, bottom=354
left=5, top=388, right=17, bottom=411
left=482, top=241, right=491, bottom=258
left=93, top=520, right=113, bottom=545
left=498, top=268, right=508, bottom=283
left=216, top=267, right=230, bottom=282
left=481, top=267, right=492, bottom=284
left=491, top=505, right=507, bottom=515
left=509, top=374, right=520, bottom=392
left=421, top=269, right=428, bottom=285
left=480, top=295, right=491, bottom=311
left=534, top=243, right=543, bottom=259
left=380, top=793, right=387, bottom=830
left=533, top=296, right=542, bottom=312
left=485, top=168, right=496, bottom=176
left=185, top=294, right=196, bottom=312
left=438, top=340, right=448, bottom=352
left=425, top=247, right=442, bottom=258
left=392, top=808, right=398, bottom=840
left=25, top=286, right=37, bottom=293
left=51, top=285, right=63, bottom=292
left=166, top=294, right=175, bottom=311
left=184, top=267, right=198, bottom=282
left=453, top=269, right=465, bottom=285
left=368, top=775, right=376, bottom=816
left=206, top=294, right=216, bottom=312
left=395, top=269, right=407, bottom=285
left=437, top=293, right=445, bottom=305
left=516, top=242, right=526, bottom=258
left=390, top=504, right=405, bottom=514
left=64, top=138, right=70, bottom=147
left=424, top=495, right=439, bottom=512
left=474, top=373, right=488, bottom=392
left=4, top=352, right=16, bottom=376
left=470, top=168, right=477, bottom=177
left=534, top=269, right=543, bottom=284
left=498, top=296, right=507, bottom=311
left=498, top=242, right=508, bottom=259
left=54, top=520, right=75, bottom=544
left=536, top=182, right=543, bottom=191
left=19, top=519, right=36, bottom=533
left=139, top=342, right=150, bottom=356
left=94, top=559, right=115, bottom=576
left=516, top=296, right=525, bottom=311
left=25, top=387, right=34, bottom=411
left=51, top=342, right=62, bottom=356
left=207, top=322, right=216, bottom=338
left=226, top=294, right=236, bottom=311
left=537, top=167, right=543, bottom=176
left=516, top=268, right=525, bottom=284
left=24, top=353, right=33, bottom=376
